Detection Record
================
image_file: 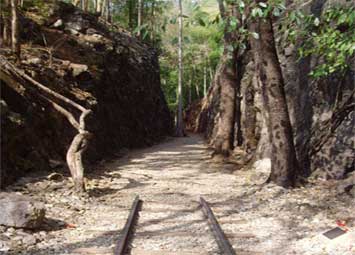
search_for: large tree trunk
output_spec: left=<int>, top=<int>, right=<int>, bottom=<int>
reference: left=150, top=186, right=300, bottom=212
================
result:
left=239, top=62, right=257, bottom=153
left=175, top=0, right=184, bottom=137
left=211, top=0, right=238, bottom=156
left=212, top=49, right=237, bottom=156
left=10, top=0, right=20, bottom=60
left=249, top=0, right=299, bottom=187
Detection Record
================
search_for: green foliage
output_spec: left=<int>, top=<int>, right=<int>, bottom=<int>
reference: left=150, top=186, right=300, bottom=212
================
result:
left=303, top=7, right=355, bottom=78
left=159, top=0, right=222, bottom=111
left=285, top=6, right=355, bottom=78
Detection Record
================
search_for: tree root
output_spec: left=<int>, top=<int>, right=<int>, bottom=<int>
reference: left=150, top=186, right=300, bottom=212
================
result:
left=0, top=55, right=91, bottom=192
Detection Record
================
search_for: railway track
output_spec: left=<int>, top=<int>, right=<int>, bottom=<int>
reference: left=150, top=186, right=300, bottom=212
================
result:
left=114, top=195, right=236, bottom=255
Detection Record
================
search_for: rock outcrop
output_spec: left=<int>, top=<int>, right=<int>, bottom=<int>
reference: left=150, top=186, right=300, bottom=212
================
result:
left=0, top=193, right=45, bottom=228
left=188, top=0, right=354, bottom=186
left=0, top=1, right=173, bottom=188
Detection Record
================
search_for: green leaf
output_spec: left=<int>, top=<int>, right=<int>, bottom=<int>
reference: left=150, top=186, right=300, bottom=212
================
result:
left=238, top=0, right=245, bottom=9
left=251, top=7, right=263, bottom=18
left=314, top=17, right=320, bottom=26
left=142, top=30, right=149, bottom=40
left=273, top=8, right=280, bottom=17
left=258, top=2, right=267, bottom=8
left=227, top=45, right=234, bottom=53
left=251, top=32, right=259, bottom=39
left=170, top=18, right=177, bottom=24
left=198, top=18, right=206, bottom=26
left=277, top=3, right=286, bottom=10
left=230, top=17, right=238, bottom=28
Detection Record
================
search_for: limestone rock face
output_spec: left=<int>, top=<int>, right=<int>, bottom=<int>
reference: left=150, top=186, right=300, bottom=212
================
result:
left=0, top=193, right=45, bottom=228
left=278, top=0, right=354, bottom=179
left=186, top=0, right=353, bottom=184
left=0, top=2, right=173, bottom=188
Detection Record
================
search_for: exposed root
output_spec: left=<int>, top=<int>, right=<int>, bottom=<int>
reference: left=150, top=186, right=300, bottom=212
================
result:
left=0, top=55, right=91, bottom=192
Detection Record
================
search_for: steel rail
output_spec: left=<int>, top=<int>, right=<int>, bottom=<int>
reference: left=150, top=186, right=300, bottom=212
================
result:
left=114, top=195, right=142, bottom=255
left=200, top=197, right=236, bottom=255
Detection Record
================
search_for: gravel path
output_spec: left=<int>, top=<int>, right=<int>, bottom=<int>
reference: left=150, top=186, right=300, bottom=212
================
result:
left=1, top=134, right=354, bottom=255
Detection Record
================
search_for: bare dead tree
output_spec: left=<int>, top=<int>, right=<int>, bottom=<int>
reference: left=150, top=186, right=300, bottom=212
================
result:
left=10, top=0, right=20, bottom=60
left=0, top=55, right=92, bottom=192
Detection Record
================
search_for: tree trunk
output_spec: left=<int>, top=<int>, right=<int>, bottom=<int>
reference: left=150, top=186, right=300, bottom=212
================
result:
left=193, top=66, right=199, bottom=98
left=212, top=50, right=237, bottom=156
left=73, top=0, right=80, bottom=7
left=104, top=0, right=110, bottom=22
left=66, top=110, right=92, bottom=192
left=10, top=0, right=20, bottom=60
left=0, top=56, right=92, bottom=193
left=151, top=1, right=155, bottom=45
left=175, top=0, right=184, bottom=137
left=211, top=0, right=238, bottom=156
left=249, top=0, right=299, bottom=187
left=83, top=0, right=89, bottom=12
left=128, top=0, right=134, bottom=30
left=137, top=0, right=143, bottom=37
left=188, top=70, right=193, bottom=105
left=0, top=0, right=10, bottom=47
left=203, top=64, right=207, bottom=97
left=96, top=0, right=103, bottom=14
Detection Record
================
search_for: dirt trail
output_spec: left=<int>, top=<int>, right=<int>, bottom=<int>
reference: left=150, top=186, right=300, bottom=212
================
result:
left=2, top=134, right=354, bottom=255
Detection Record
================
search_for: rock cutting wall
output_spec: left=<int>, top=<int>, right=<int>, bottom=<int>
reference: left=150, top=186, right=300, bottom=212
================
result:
left=189, top=0, right=354, bottom=182
left=0, top=1, right=173, bottom=188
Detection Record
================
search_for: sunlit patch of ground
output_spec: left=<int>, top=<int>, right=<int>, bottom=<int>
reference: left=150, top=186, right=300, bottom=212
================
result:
left=1, top=134, right=354, bottom=254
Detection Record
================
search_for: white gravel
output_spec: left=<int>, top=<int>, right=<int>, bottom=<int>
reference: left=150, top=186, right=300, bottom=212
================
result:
left=1, top=134, right=354, bottom=254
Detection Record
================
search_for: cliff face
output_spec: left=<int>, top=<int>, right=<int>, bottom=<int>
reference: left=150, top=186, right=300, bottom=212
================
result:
left=0, top=2, right=173, bottom=188
left=189, top=0, right=354, bottom=183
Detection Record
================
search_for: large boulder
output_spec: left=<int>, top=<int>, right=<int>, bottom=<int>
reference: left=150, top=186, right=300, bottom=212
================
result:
left=0, top=193, right=45, bottom=229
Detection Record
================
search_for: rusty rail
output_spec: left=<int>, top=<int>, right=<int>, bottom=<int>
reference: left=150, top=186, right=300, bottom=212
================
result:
left=200, top=197, right=236, bottom=255
left=114, top=195, right=142, bottom=255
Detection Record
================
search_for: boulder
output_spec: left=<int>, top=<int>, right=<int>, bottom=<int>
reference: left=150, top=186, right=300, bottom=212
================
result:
left=69, top=63, right=88, bottom=77
left=22, top=57, right=42, bottom=66
left=0, top=193, right=45, bottom=229
left=52, top=19, right=63, bottom=28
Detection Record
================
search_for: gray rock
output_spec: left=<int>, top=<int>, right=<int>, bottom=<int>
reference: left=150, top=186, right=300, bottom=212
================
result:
left=47, top=172, right=64, bottom=181
left=86, top=28, right=99, bottom=35
left=48, top=160, right=64, bottom=169
left=52, top=19, right=63, bottom=28
left=0, top=240, right=10, bottom=253
left=0, top=193, right=45, bottom=229
left=22, top=234, right=37, bottom=246
left=23, top=57, right=42, bottom=65
left=284, top=45, right=294, bottom=57
left=65, top=28, right=80, bottom=36
left=69, top=63, right=88, bottom=77
left=65, top=16, right=90, bottom=33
